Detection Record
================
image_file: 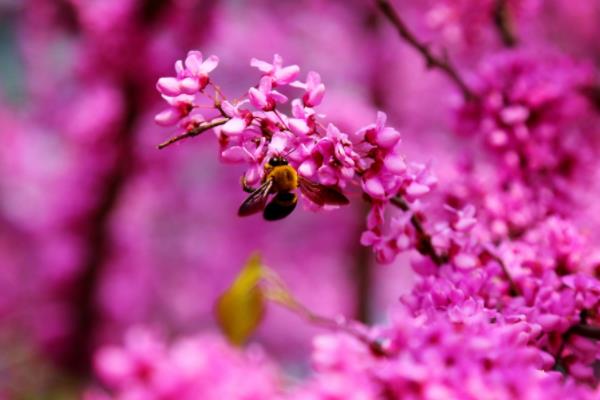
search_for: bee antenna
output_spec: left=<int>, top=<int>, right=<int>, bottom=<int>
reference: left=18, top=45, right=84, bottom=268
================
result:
left=283, top=147, right=297, bottom=158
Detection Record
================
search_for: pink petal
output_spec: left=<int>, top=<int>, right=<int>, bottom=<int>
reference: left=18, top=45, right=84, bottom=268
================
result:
left=154, top=108, right=181, bottom=126
left=199, top=55, right=219, bottom=75
left=274, top=65, right=300, bottom=85
left=163, top=93, right=194, bottom=106
left=318, top=165, right=337, bottom=185
left=375, top=111, right=387, bottom=131
left=500, top=105, right=529, bottom=125
left=376, top=127, right=401, bottom=149
left=288, top=118, right=310, bottom=136
left=363, top=176, right=385, bottom=199
left=536, top=314, right=561, bottom=331
left=375, top=243, right=397, bottom=264
left=269, top=132, right=289, bottom=153
left=184, top=50, right=204, bottom=75
left=250, top=58, right=273, bottom=73
left=290, top=81, right=307, bottom=90
left=221, top=146, right=247, bottom=163
left=258, top=76, right=273, bottom=92
left=248, top=87, right=268, bottom=109
left=454, top=253, right=477, bottom=270
left=367, top=203, right=384, bottom=229
left=178, top=77, right=199, bottom=94
left=94, top=347, right=133, bottom=385
left=156, top=77, right=181, bottom=96
left=244, top=166, right=262, bottom=186
left=220, top=100, right=238, bottom=117
left=270, top=90, right=288, bottom=104
left=384, top=153, right=406, bottom=174
left=306, top=71, right=321, bottom=88
left=221, top=118, right=246, bottom=135
left=272, top=54, right=283, bottom=67
left=298, top=159, right=317, bottom=177
left=360, top=230, right=380, bottom=246
left=406, top=182, right=431, bottom=197
left=304, top=83, right=325, bottom=107
left=174, top=60, right=184, bottom=75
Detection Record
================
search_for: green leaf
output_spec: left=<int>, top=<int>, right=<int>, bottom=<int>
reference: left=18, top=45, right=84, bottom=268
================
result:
left=215, top=254, right=266, bottom=346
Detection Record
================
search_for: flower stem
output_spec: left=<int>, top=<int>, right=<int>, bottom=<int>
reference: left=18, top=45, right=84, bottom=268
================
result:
left=569, top=323, right=600, bottom=340
left=157, top=117, right=229, bottom=149
left=390, top=196, right=446, bottom=265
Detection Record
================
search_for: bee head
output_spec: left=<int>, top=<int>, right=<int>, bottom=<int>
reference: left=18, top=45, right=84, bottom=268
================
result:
left=268, top=156, right=289, bottom=167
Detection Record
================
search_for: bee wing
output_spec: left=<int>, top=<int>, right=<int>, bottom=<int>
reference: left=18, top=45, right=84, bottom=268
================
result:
left=263, top=192, right=298, bottom=221
left=238, top=180, right=273, bottom=217
left=298, top=177, right=349, bottom=206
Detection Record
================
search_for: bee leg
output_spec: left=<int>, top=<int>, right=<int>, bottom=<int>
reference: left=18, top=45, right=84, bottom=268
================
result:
left=241, top=175, right=256, bottom=193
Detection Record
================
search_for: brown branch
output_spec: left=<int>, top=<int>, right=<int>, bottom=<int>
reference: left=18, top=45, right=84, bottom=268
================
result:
left=157, top=117, right=229, bottom=149
left=569, top=323, right=600, bottom=341
left=375, top=0, right=475, bottom=101
left=492, top=1, right=518, bottom=47
left=65, top=82, right=139, bottom=378
left=492, top=0, right=518, bottom=48
left=552, top=310, right=599, bottom=373
left=390, top=196, right=446, bottom=265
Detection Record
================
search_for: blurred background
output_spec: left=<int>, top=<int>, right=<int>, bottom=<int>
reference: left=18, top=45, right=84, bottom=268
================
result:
left=1, top=0, right=600, bottom=397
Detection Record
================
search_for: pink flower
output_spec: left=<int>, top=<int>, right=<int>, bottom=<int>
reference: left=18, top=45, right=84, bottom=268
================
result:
left=287, top=99, right=316, bottom=137
left=156, top=50, right=219, bottom=96
left=219, top=100, right=254, bottom=135
left=175, top=50, right=219, bottom=93
left=154, top=94, right=195, bottom=126
left=250, top=54, right=300, bottom=85
left=248, top=77, right=288, bottom=111
left=291, top=71, right=326, bottom=107
left=357, top=112, right=402, bottom=150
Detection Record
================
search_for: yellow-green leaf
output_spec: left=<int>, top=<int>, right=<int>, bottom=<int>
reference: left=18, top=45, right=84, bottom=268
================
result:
left=215, top=254, right=265, bottom=346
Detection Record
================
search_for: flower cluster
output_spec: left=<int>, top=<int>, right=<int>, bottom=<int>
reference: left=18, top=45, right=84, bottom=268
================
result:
left=294, top=312, right=598, bottom=400
left=456, top=52, right=597, bottom=184
left=10, top=0, right=600, bottom=398
left=402, top=209, right=600, bottom=384
left=155, top=51, right=437, bottom=251
left=88, top=315, right=600, bottom=400
left=86, top=327, right=279, bottom=400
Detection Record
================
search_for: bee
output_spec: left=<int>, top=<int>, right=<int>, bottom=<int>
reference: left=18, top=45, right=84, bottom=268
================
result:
left=238, top=156, right=349, bottom=221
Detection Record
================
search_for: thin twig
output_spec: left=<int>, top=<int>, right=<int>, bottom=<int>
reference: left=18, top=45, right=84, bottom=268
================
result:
left=569, top=323, right=600, bottom=340
left=375, top=0, right=475, bottom=101
left=353, top=203, right=374, bottom=323
left=157, top=117, right=229, bottom=149
left=552, top=329, right=571, bottom=373
left=262, top=271, right=390, bottom=357
left=552, top=310, right=599, bottom=373
left=488, top=251, right=520, bottom=296
left=492, top=0, right=518, bottom=47
left=390, top=196, right=446, bottom=265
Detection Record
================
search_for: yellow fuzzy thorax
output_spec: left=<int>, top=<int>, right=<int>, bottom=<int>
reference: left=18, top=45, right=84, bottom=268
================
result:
left=267, top=165, right=298, bottom=192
